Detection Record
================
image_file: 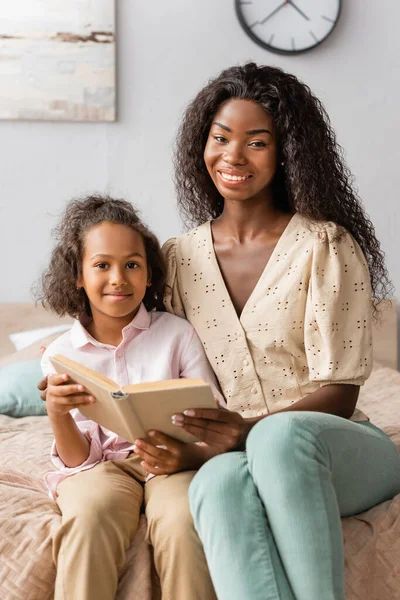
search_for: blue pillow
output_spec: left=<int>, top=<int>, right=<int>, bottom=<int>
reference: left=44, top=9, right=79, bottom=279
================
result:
left=0, top=359, right=46, bottom=417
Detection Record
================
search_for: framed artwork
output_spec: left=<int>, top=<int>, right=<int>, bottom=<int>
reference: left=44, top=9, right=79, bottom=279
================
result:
left=0, top=0, right=116, bottom=121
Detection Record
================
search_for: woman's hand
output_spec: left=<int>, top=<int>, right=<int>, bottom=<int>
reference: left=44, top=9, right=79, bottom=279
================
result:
left=172, top=407, right=251, bottom=453
left=45, top=373, right=95, bottom=419
left=133, top=431, right=219, bottom=475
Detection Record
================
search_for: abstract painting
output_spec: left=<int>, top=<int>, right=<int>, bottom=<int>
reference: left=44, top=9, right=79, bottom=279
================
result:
left=0, top=0, right=116, bottom=121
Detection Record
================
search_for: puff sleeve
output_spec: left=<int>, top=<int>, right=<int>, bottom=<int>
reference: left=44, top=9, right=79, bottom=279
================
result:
left=304, top=224, right=373, bottom=386
left=162, top=237, right=186, bottom=318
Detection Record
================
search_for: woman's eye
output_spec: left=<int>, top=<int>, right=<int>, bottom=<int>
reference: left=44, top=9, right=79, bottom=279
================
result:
left=126, top=262, right=139, bottom=269
left=95, top=263, right=108, bottom=269
left=249, top=141, right=266, bottom=148
left=213, top=135, right=227, bottom=143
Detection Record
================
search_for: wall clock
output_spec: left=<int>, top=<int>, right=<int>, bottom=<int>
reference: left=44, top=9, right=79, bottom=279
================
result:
left=235, top=1, right=342, bottom=55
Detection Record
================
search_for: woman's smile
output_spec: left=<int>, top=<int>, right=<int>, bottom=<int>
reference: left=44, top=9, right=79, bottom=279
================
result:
left=204, top=98, right=278, bottom=204
left=217, top=170, right=253, bottom=186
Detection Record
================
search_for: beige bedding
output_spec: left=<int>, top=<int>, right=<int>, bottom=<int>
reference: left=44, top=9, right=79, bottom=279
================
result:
left=0, top=366, right=399, bottom=599
left=0, top=414, right=160, bottom=600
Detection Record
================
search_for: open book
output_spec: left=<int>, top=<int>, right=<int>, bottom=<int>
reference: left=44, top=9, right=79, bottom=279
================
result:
left=50, top=354, right=218, bottom=443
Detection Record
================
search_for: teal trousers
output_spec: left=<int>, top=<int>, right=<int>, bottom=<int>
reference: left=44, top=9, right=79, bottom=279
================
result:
left=189, top=412, right=400, bottom=600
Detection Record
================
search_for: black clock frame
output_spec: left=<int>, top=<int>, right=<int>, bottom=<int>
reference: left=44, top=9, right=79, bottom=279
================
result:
left=235, top=0, right=342, bottom=55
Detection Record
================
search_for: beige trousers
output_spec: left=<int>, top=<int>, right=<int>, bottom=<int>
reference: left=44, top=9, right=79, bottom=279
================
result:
left=54, top=455, right=216, bottom=600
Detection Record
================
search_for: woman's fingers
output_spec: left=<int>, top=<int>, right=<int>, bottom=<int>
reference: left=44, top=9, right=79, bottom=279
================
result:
left=133, top=433, right=188, bottom=475
left=175, top=421, right=230, bottom=446
left=148, top=430, right=183, bottom=452
left=141, top=462, right=168, bottom=475
left=171, top=408, right=245, bottom=449
left=134, top=446, right=172, bottom=473
left=181, top=408, right=236, bottom=422
left=173, top=414, right=236, bottom=435
left=172, top=411, right=245, bottom=449
left=134, top=438, right=170, bottom=461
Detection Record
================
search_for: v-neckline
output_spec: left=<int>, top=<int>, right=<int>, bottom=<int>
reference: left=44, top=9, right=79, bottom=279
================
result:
left=206, top=213, right=298, bottom=322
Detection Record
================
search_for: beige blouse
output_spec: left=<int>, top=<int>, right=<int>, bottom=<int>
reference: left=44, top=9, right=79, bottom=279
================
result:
left=163, top=213, right=373, bottom=422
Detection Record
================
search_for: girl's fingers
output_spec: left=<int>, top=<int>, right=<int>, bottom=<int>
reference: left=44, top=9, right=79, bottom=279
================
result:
left=37, top=375, right=49, bottom=391
left=49, top=383, right=89, bottom=397
left=47, top=374, right=70, bottom=386
left=50, top=393, right=95, bottom=405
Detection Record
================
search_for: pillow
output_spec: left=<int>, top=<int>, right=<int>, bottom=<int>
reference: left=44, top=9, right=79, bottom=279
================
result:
left=9, top=324, right=71, bottom=351
left=0, top=359, right=46, bottom=417
left=0, top=331, right=65, bottom=367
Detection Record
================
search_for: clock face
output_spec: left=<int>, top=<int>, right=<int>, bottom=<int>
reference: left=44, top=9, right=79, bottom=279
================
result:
left=236, top=0, right=342, bottom=54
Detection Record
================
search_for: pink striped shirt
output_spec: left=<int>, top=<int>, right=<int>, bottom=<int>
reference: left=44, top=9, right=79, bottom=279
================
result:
left=41, top=303, right=223, bottom=498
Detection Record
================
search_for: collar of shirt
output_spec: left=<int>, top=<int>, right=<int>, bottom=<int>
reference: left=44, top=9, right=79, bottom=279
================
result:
left=70, top=302, right=151, bottom=349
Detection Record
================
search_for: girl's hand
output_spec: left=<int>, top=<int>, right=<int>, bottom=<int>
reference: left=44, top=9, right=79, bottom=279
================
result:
left=37, top=346, right=48, bottom=401
left=133, top=431, right=213, bottom=475
left=45, top=373, right=95, bottom=419
left=172, top=407, right=251, bottom=453
left=37, top=375, right=48, bottom=402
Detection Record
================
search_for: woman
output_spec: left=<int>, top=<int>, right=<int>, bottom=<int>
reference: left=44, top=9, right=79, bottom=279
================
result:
left=159, top=63, right=400, bottom=600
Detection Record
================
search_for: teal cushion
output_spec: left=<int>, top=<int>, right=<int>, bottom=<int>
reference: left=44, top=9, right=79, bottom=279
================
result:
left=0, top=359, right=46, bottom=417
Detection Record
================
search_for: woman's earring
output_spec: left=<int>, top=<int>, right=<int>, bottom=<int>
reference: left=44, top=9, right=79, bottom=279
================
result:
left=280, top=161, right=285, bottom=166
left=147, top=282, right=152, bottom=288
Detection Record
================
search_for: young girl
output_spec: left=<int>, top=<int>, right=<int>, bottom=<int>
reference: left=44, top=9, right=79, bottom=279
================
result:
left=38, top=194, right=220, bottom=600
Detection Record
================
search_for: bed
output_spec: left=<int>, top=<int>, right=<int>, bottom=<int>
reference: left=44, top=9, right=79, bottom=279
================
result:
left=0, top=302, right=399, bottom=600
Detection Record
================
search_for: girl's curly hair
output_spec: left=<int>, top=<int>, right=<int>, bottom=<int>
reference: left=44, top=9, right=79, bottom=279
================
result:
left=37, top=194, right=165, bottom=318
left=174, top=62, right=392, bottom=306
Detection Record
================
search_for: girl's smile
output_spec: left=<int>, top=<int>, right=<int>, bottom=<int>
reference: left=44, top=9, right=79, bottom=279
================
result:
left=104, top=292, right=133, bottom=302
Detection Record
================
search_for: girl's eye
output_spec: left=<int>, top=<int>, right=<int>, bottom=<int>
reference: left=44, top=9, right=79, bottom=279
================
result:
left=95, top=263, right=108, bottom=269
left=249, top=141, right=266, bottom=148
left=126, top=262, right=139, bottom=269
left=213, top=135, right=228, bottom=143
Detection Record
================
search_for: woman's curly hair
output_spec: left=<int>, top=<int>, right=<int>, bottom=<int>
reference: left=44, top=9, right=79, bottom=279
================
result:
left=174, top=62, right=392, bottom=306
left=36, top=194, right=165, bottom=318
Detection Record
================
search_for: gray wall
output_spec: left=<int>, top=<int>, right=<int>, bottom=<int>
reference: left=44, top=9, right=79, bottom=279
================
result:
left=0, top=0, right=399, bottom=302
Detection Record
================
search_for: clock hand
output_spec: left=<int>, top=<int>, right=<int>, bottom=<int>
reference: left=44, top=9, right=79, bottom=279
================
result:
left=260, top=1, right=287, bottom=25
left=287, top=1, right=310, bottom=21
